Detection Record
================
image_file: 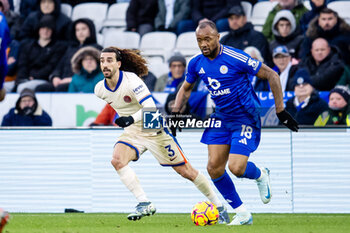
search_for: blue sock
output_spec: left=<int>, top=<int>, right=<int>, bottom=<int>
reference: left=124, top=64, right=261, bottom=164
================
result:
left=241, top=161, right=261, bottom=180
left=212, top=171, right=242, bottom=209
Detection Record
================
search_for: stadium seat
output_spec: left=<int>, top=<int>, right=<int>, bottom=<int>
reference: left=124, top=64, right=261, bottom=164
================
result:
left=140, top=32, right=177, bottom=61
left=241, top=1, right=253, bottom=21
left=103, top=30, right=140, bottom=49
left=71, top=3, right=108, bottom=33
left=328, top=1, right=350, bottom=23
left=251, top=1, right=277, bottom=31
left=175, top=32, right=200, bottom=58
left=61, top=3, right=72, bottom=18
left=146, top=58, right=169, bottom=79
left=102, top=2, right=129, bottom=30
left=97, top=33, right=104, bottom=47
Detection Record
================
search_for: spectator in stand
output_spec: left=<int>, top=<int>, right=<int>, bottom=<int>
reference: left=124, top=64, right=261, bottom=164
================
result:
left=220, top=4, right=270, bottom=63
left=298, top=38, right=344, bottom=91
left=68, top=46, right=103, bottom=93
left=285, top=69, right=328, bottom=125
left=0, top=0, right=21, bottom=40
left=314, top=85, right=350, bottom=126
left=90, top=104, right=117, bottom=126
left=141, top=71, right=157, bottom=92
left=255, top=45, right=297, bottom=92
left=262, top=0, right=308, bottom=41
left=154, top=53, right=186, bottom=92
left=18, top=0, right=72, bottom=41
left=126, top=0, right=158, bottom=36
left=299, top=0, right=327, bottom=34
left=155, top=0, right=191, bottom=35
left=270, top=10, right=304, bottom=59
left=19, top=0, right=36, bottom=20
left=16, top=15, right=67, bottom=93
left=177, top=0, right=237, bottom=34
left=302, top=8, right=350, bottom=64
left=0, top=10, right=10, bottom=101
left=36, top=18, right=102, bottom=92
left=1, top=88, right=52, bottom=126
left=3, top=39, right=19, bottom=92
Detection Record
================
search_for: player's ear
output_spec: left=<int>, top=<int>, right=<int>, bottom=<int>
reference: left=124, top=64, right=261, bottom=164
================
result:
left=117, top=60, right=121, bottom=68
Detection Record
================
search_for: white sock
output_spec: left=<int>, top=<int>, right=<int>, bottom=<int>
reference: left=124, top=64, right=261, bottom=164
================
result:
left=257, top=168, right=264, bottom=181
left=193, top=172, right=223, bottom=208
left=117, top=165, right=149, bottom=203
left=234, top=204, right=248, bottom=213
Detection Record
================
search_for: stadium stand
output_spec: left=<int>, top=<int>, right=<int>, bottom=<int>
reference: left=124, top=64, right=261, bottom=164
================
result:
left=175, top=32, right=200, bottom=59
left=103, top=30, right=140, bottom=49
left=102, top=2, right=129, bottom=30
left=71, top=3, right=108, bottom=32
left=60, top=3, right=72, bottom=18
left=328, top=1, right=350, bottom=24
left=139, top=31, right=177, bottom=62
left=241, top=1, right=252, bottom=22
left=250, top=1, right=278, bottom=31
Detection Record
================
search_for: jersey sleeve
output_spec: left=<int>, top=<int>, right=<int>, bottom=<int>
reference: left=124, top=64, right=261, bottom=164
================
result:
left=225, top=48, right=262, bottom=76
left=185, top=58, right=198, bottom=84
left=236, top=52, right=262, bottom=76
left=129, top=74, right=153, bottom=104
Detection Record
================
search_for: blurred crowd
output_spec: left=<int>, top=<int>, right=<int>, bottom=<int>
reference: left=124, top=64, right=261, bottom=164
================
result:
left=0, top=0, right=349, bottom=126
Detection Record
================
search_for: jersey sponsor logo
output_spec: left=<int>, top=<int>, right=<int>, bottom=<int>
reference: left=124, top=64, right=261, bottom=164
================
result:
left=133, top=84, right=144, bottom=94
left=199, top=67, right=205, bottom=74
left=123, top=95, right=132, bottom=103
left=208, top=77, right=220, bottom=90
left=247, top=58, right=259, bottom=70
left=220, top=65, right=228, bottom=74
left=208, top=88, right=231, bottom=96
left=238, top=138, right=247, bottom=145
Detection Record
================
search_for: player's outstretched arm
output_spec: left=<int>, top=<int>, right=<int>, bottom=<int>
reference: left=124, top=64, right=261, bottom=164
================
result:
left=256, top=63, right=299, bottom=132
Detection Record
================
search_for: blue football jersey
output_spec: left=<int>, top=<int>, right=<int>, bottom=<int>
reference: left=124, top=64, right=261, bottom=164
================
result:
left=186, top=45, right=262, bottom=125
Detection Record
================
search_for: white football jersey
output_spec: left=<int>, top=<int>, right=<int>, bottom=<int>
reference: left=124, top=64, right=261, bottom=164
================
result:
left=94, top=71, right=156, bottom=133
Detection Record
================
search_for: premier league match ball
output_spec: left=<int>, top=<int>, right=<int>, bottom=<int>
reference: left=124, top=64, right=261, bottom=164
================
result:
left=191, top=201, right=219, bottom=226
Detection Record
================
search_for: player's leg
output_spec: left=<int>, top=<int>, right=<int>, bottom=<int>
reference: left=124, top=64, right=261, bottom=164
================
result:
left=229, top=124, right=272, bottom=205
left=207, top=144, right=247, bottom=221
left=112, top=142, right=155, bottom=220
left=0, top=208, right=9, bottom=233
left=146, top=129, right=230, bottom=223
left=172, top=162, right=229, bottom=223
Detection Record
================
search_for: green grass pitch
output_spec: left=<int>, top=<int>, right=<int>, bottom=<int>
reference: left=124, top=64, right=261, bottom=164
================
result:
left=3, top=213, right=350, bottom=233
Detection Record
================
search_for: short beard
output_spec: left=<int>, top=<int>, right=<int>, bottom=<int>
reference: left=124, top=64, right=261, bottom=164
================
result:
left=203, top=46, right=219, bottom=59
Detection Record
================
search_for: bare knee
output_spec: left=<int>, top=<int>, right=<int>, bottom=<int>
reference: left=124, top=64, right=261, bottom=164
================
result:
left=111, top=156, right=128, bottom=171
left=207, top=163, right=225, bottom=179
left=228, top=163, right=245, bottom=177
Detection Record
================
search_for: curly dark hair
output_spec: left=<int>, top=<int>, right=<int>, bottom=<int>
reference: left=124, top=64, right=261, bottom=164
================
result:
left=101, top=47, right=148, bottom=77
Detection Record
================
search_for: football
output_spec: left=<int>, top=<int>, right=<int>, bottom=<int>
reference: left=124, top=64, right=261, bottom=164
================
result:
left=191, top=201, right=219, bottom=226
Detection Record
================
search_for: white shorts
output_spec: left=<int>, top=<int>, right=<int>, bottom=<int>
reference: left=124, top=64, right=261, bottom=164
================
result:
left=115, top=128, right=188, bottom=166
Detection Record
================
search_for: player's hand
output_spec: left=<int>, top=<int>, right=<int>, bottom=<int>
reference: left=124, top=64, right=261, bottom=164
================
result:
left=277, top=110, right=299, bottom=132
left=168, top=112, right=182, bottom=136
left=115, top=116, right=134, bottom=128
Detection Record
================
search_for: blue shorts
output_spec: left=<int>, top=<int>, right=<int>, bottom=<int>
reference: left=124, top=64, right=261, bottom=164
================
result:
left=200, top=122, right=261, bottom=156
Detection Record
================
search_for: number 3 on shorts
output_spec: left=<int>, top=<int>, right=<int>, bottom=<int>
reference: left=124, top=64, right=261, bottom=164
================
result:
left=165, top=145, right=175, bottom=157
left=241, top=125, right=253, bottom=139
